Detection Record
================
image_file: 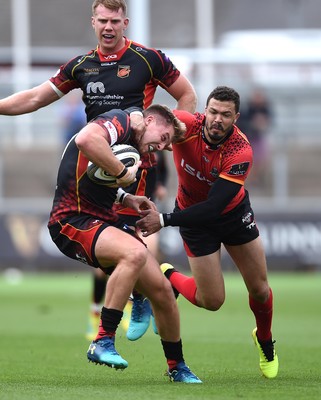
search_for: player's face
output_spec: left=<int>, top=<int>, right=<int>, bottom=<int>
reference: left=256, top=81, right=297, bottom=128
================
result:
left=136, top=117, right=174, bottom=154
left=92, top=5, right=129, bottom=54
left=204, top=98, right=240, bottom=143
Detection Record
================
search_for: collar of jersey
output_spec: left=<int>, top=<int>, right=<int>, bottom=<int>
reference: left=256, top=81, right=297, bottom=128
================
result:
left=202, top=125, right=234, bottom=150
left=97, top=37, right=130, bottom=62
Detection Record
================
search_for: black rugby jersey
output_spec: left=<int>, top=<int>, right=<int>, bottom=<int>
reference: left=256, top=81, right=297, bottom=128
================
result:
left=48, top=109, right=134, bottom=225
left=50, top=37, right=180, bottom=122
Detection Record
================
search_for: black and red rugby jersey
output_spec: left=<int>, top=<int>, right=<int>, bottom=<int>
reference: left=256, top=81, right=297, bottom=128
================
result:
left=48, top=109, right=134, bottom=225
left=50, top=38, right=180, bottom=170
left=50, top=37, right=180, bottom=122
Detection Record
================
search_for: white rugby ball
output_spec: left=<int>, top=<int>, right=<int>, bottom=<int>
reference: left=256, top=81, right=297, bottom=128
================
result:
left=87, top=144, right=140, bottom=186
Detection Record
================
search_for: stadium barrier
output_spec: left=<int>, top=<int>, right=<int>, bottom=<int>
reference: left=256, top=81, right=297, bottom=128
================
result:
left=0, top=211, right=320, bottom=272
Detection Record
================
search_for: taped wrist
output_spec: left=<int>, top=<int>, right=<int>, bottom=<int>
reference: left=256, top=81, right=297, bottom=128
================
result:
left=116, top=188, right=129, bottom=204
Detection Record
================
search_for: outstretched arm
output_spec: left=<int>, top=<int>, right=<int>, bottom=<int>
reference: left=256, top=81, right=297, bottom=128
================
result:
left=0, top=81, right=60, bottom=115
left=136, top=178, right=241, bottom=236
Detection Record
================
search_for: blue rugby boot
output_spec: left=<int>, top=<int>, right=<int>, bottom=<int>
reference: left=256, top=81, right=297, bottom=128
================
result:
left=167, top=361, right=202, bottom=383
left=87, top=336, right=128, bottom=369
left=126, top=296, right=152, bottom=341
left=151, top=314, right=158, bottom=335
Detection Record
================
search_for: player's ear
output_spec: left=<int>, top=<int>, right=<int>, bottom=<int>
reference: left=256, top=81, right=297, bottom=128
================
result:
left=234, top=112, right=240, bottom=124
left=145, top=115, right=154, bottom=125
left=124, top=18, right=130, bottom=29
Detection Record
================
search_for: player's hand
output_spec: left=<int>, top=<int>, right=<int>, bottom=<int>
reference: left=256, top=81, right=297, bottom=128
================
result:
left=123, top=195, right=157, bottom=213
left=116, top=161, right=142, bottom=187
left=136, top=209, right=162, bottom=237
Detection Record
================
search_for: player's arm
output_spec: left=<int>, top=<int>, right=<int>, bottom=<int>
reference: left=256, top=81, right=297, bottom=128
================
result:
left=0, top=81, right=60, bottom=115
left=166, top=74, right=197, bottom=113
left=75, top=122, right=140, bottom=187
left=162, top=178, right=240, bottom=228
left=136, top=178, right=241, bottom=235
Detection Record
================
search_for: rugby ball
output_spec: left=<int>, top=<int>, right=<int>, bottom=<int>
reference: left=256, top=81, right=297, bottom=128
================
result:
left=87, top=144, right=140, bottom=186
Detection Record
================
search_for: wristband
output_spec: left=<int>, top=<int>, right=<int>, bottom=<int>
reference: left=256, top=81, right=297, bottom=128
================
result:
left=120, top=192, right=129, bottom=203
left=162, top=213, right=171, bottom=227
left=116, top=167, right=128, bottom=179
left=159, top=213, right=165, bottom=227
left=116, top=188, right=126, bottom=203
left=116, top=188, right=129, bottom=204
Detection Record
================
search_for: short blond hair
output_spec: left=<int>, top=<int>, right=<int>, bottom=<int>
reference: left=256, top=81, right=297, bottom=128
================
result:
left=92, top=0, right=127, bottom=15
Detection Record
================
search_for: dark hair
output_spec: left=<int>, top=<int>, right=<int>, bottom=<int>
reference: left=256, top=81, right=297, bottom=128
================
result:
left=143, top=104, right=186, bottom=143
left=206, top=86, right=240, bottom=113
left=92, top=0, right=127, bottom=15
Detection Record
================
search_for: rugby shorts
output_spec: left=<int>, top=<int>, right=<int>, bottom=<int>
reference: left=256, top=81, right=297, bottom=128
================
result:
left=177, top=191, right=260, bottom=257
left=48, top=214, right=140, bottom=272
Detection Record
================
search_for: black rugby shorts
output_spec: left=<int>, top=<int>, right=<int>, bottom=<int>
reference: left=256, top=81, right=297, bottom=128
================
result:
left=177, top=193, right=260, bottom=257
left=48, top=214, right=140, bottom=271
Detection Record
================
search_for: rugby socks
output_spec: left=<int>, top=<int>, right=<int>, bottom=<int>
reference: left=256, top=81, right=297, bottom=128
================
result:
left=249, top=287, right=273, bottom=342
left=93, top=273, right=106, bottom=304
left=95, top=307, right=123, bottom=340
left=161, top=339, right=184, bottom=370
left=168, top=272, right=198, bottom=306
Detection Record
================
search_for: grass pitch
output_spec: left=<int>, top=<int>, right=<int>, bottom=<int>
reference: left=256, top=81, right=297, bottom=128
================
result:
left=0, top=271, right=320, bottom=400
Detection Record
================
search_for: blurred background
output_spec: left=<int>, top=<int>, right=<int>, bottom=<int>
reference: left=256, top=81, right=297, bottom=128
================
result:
left=1, top=0, right=321, bottom=274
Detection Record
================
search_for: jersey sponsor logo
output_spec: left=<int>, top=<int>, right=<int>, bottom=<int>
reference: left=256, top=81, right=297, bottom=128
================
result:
left=87, top=81, right=105, bottom=94
left=103, top=121, right=118, bottom=144
left=84, top=68, right=99, bottom=75
left=180, top=158, right=213, bottom=185
left=227, top=162, right=250, bottom=176
left=117, top=65, right=131, bottom=78
left=101, top=62, right=117, bottom=66
left=103, top=54, right=117, bottom=60
left=135, top=46, right=148, bottom=55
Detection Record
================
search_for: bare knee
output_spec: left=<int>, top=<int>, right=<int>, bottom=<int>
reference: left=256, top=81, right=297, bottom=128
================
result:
left=249, top=283, right=270, bottom=303
left=198, top=294, right=225, bottom=311
left=149, top=276, right=175, bottom=306
left=120, top=245, right=148, bottom=273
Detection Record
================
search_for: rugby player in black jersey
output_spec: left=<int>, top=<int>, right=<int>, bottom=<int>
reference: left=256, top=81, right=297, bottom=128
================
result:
left=48, top=104, right=201, bottom=382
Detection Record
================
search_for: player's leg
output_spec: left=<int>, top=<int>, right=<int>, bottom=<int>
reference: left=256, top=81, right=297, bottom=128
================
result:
left=187, top=252, right=225, bottom=309
left=163, top=252, right=225, bottom=310
left=49, top=216, right=140, bottom=369
left=124, top=165, right=161, bottom=339
left=162, top=225, right=225, bottom=309
left=134, top=251, right=202, bottom=383
left=126, top=232, right=158, bottom=340
left=86, top=268, right=107, bottom=340
left=225, top=237, right=278, bottom=378
left=88, top=225, right=149, bottom=369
